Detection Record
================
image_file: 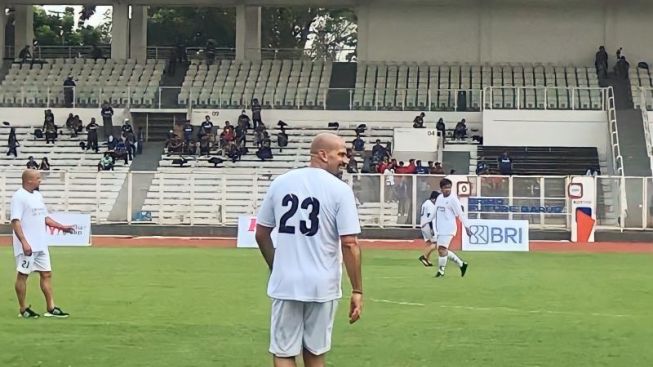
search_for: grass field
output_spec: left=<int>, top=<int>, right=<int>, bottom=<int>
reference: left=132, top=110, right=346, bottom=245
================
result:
left=0, top=246, right=651, bottom=367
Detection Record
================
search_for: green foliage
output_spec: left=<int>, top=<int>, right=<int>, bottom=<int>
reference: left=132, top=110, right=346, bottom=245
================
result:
left=147, top=7, right=236, bottom=47
left=31, top=6, right=109, bottom=46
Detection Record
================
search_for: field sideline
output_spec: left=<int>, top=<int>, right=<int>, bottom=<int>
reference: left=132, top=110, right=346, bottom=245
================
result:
left=0, top=237, right=651, bottom=366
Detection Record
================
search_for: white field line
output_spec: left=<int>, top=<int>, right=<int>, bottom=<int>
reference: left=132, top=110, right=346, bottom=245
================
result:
left=370, top=298, right=633, bottom=318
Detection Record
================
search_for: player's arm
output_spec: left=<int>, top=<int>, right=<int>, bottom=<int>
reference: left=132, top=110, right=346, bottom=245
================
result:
left=255, top=224, right=275, bottom=271
left=338, top=186, right=363, bottom=324
left=255, top=182, right=277, bottom=271
left=11, top=219, right=32, bottom=256
left=45, top=217, right=75, bottom=233
left=451, top=196, right=472, bottom=236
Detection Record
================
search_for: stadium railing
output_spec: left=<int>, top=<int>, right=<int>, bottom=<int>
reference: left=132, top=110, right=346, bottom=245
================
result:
left=1, top=170, right=650, bottom=230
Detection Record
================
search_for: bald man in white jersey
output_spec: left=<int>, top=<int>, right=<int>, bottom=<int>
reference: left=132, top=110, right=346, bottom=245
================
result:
left=11, top=169, right=74, bottom=318
left=433, top=178, right=471, bottom=278
left=256, top=133, right=363, bottom=367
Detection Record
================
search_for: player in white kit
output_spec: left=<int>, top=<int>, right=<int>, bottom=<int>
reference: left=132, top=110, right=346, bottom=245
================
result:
left=433, top=178, right=470, bottom=278
left=418, top=191, right=440, bottom=267
left=256, top=133, right=363, bottom=367
left=11, top=169, right=74, bottom=318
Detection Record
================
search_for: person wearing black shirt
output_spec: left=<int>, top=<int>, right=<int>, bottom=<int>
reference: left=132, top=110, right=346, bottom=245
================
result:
left=199, top=116, right=214, bottom=138
left=63, top=76, right=76, bottom=108
left=100, top=102, right=114, bottom=138
left=86, top=118, right=100, bottom=153
left=251, top=98, right=262, bottom=129
left=413, top=112, right=426, bottom=128
left=238, top=110, right=251, bottom=130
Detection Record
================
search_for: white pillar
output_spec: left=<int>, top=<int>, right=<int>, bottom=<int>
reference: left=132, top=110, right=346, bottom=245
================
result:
left=235, top=5, right=261, bottom=61
left=14, top=5, right=34, bottom=56
left=129, top=6, right=148, bottom=62
left=356, top=5, right=369, bottom=61
left=111, top=2, right=129, bottom=60
left=0, top=4, right=6, bottom=61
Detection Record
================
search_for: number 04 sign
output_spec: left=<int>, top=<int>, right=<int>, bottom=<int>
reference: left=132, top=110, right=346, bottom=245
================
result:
left=237, top=216, right=279, bottom=248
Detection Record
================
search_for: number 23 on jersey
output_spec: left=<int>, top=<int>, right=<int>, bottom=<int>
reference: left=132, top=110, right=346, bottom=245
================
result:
left=279, top=194, right=320, bottom=236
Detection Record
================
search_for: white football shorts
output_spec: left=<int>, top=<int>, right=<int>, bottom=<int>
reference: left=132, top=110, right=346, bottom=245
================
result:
left=436, top=235, right=454, bottom=248
left=269, top=298, right=338, bottom=357
left=15, top=251, right=52, bottom=275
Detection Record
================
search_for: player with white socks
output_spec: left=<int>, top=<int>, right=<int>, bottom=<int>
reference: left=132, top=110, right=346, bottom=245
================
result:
left=418, top=191, right=439, bottom=267
left=433, top=178, right=471, bottom=278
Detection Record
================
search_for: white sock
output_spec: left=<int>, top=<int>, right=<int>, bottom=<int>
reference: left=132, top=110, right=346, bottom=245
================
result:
left=438, top=256, right=447, bottom=272
left=447, top=251, right=464, bottom=267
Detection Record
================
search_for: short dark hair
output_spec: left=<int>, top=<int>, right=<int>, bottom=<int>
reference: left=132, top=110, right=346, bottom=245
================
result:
left=440, top=178, right=452, bottom=188
left=430, top=191, right=440, bottom=200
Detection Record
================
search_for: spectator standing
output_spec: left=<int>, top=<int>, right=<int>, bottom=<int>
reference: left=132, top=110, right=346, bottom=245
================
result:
left=63, top=76, right=76, bottom=108
left=100, top=102, right=114, bottom=138
left=238, top=109, right=251, bottom=130
left=595, top=46, right=609, bottom=80
left=86, top=118, right=99, bottom=153
left=7, top=127, right=18, bottom=157
left=251, top=98, right=262, bottom=129
left=436, top=118, right=446, bottom=147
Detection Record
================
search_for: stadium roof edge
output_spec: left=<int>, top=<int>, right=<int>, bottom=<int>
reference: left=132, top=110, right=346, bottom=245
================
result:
left=8, top=0, right=634, bottom=6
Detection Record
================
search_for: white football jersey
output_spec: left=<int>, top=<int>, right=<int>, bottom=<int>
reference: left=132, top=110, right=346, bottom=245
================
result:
left=257, top=167, right=361, bottom=302
left=433, top=193, right=469, bottom=236
left=11, top=188, right=49, bottom=256
left=420, top=199, right=436, bottom=227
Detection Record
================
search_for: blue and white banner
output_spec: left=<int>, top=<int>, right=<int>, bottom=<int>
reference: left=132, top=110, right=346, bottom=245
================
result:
left=462, top=219, right=529, bottom=252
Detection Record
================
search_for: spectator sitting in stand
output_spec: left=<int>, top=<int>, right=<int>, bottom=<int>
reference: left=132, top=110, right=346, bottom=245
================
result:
left=498, top=151, right=513, bottom=175
left=113, top=139, right=130, bottom=164
left=432, top=162, right=445, bottom=174
left=476, top=161, right=489, bottom=175
left=26, top=156, right=39, bottom=169
left=219, top=124, right=235, bottom=148
left=256, top=138, right=273, bottom=160
left=453, top=119, right=467, bottom=140
left=121, top=119, right=134, bottom=137
left=352, top=134, right=365, bottom=152
left=167, top=135, right=184, bottom=155
left=415, top=160, right=429, bottom=174
left=413, top=112, right=426, bottom=128
left=39, top=157, right=50, bottom=171
left=97, top=152, right=114, bottom=171
left=371, top=139, right=387, bottom=163
left=224, top=141, right=241, bottom=163
left=107, top=135, right=117, bottom=150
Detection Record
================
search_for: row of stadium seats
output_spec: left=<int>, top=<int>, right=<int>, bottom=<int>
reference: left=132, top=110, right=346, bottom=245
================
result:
left=1, top=58, right=165, bottom=108
left=147, top=125, right=397, bottom=225
left=353, top=63, right=601, bottom=110
left=0, top=126, right=131, bottom=221
left=630, top=64, right=653, bottom=110
left=178, top=59, right=332, bottom=109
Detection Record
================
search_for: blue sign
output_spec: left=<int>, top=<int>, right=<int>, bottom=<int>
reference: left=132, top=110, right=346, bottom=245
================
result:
left=468, top=197, right=564, bottom=214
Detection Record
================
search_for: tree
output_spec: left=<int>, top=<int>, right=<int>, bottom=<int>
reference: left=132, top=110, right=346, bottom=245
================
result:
left=27, top=6, right=110, bottom=46
left=147, top=7, right=236, bottom=47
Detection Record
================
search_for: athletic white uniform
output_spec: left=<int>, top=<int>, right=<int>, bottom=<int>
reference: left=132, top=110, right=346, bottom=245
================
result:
left=11, top=188, right=52, bottom=274
left=419, top=199, right=437, bottom=242
left=433, top=193, right=469, bottom=248
left=257, top=167, right=361, bottom=357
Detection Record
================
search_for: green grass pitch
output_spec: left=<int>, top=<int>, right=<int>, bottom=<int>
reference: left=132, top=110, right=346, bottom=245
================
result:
left=0, top=247, right=651, bottom=367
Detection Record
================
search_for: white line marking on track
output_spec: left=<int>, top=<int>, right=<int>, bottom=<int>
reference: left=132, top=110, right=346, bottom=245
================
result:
left=370, top=299, right=633, bottom=318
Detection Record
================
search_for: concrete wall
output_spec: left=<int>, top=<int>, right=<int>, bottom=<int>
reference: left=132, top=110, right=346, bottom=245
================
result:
left=358, top=1, right=653, bottom=65
left=0, top=108, right=128, bottom=127
left=483, top=110, right=608, bottom=156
